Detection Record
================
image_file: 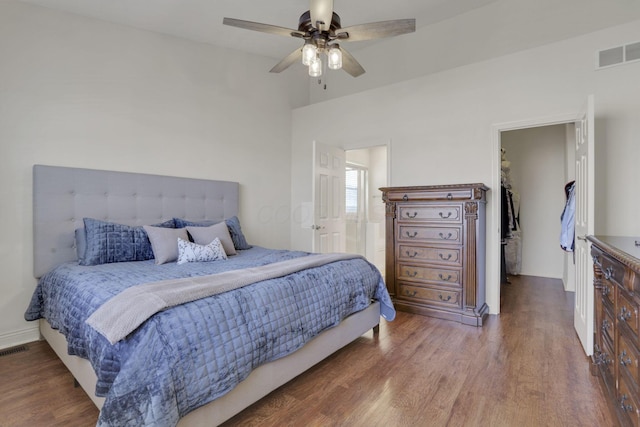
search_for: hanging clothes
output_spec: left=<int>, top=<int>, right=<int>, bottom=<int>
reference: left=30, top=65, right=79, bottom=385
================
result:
left=560, top=181, right=576, bottom=252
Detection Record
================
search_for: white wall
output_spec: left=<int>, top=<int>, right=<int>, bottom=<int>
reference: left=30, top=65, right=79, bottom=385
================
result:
left=502, top=125, right=566, bottom=279
left=291, top=19, right=640, bottom=315
left=0, top=2, right=307, bottom=348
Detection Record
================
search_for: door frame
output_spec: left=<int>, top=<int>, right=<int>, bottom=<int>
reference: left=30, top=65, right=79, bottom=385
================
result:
left=311, top=139, right=392, bottom=254
left=342, top=138, right=392, bottom=189
left=490, top=113, right=577, bottom=314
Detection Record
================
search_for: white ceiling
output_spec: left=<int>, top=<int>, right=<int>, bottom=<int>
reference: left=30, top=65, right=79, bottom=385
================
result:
left=19, top=0, right=497, bottom=61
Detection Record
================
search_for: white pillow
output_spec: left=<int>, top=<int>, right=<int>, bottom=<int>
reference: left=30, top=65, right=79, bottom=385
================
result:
left=177, top=237, right=227, bottom=265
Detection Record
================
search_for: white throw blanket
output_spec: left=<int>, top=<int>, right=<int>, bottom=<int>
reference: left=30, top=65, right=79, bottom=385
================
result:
left=87, top=253, right=361, bottom=344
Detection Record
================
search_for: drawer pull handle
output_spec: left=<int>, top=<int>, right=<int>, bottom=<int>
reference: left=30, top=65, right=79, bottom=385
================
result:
left=620, top=350, right=632, bottom=367
left=439, top=232, right=453, bottom=240
left=406, top=231, right=418, bottom=238
left=620, top=394, right=634, bottom=413
left=439, top=212, right=452, bottom=219
left=406, top=251, right=418, bottom=258
left=404, top=290, right=418, bottom=297
left=592, top=254, right=601, bottom=267
left=601, top=319, right=610, bottom=333
left=593, top=345, right=612, bottom=366
left=439, top=253, right=452, bottom=261
left=438, top=294, right=452, bottom=302
left=405, top=211, right=418, bottom=218
left=619, top=307, right=632, bottom=322
left=604, top=266, right=613, bottom=280
left=447, top=193, right=453, bottom=200
left=405, top=270, right=418, bottom=278
left=403, top=194, right=409, bottom=201
left=602, top=286, right=611, bottom=297
left=438, top=274, right=452, bottom=281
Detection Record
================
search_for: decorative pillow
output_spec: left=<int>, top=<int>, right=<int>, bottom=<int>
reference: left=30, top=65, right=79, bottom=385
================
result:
left=143, top=226, right=189, bottom=265
left=174, top=216, right=251, bottom=250
left=225, top=216, right=252, bottom=250
left=177, top=237, right=227, bottom=265
left=186, top=222, right=236, bottom=256
left=81, top=218, right=175, bottom=266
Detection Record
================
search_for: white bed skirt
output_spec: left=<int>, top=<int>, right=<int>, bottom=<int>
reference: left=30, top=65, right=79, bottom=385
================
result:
left=40, top=301, right=381, bottom=426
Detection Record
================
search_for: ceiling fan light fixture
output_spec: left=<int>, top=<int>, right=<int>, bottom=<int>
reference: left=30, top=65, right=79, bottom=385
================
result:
left=309, top=55, right=322, bottom=77
left=327, top=44, right=342, bottom=70
left=302, top=42, right=317, bottom=66
left=223, top=0, right=416, bottom=78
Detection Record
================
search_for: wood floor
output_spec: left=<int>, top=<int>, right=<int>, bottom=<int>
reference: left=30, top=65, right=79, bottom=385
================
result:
left=0, top=275, right=615, bottom=427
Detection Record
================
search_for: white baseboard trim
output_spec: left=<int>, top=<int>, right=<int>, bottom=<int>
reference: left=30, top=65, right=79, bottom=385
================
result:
left=0, top=326, right=41, bottom=350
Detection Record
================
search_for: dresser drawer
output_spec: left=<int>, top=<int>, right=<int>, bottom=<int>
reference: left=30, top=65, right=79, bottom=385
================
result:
left=397, top=283, right=461, bottom=308
left=601, top=305, right=615, bottom=347
left=384, top=188, right=476, bottom=202
left=397, top=204, right=462, bottom=223
left=598, top=338, right=616, bottom=384
left=619, top=332, right=640, bottom=390
left=397, top=225, right=462, bottom=244
left=618, top=375, right=640, bottom=427
left=601, top=254, right=627, bottom=289
left=397, top=263, right=461, bottom=286
left=397, top=244, right=462, bottom=266
left=601, top=277, right=616, bottom=308
left=618, top=289, right=640, bottom=338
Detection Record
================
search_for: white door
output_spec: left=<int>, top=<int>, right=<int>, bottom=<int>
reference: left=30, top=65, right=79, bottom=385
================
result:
left=312, top=141, right=346, bottom=253
left=574, top=95, right=595, bottom=356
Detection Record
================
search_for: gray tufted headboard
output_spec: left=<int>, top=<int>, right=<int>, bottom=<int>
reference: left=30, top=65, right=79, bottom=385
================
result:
left=33, top=165, right=239, bottom=278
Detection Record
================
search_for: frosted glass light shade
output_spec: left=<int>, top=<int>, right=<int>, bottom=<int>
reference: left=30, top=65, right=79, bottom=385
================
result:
left=327, top=45, right=342, bottom=70
left=309, top=56, right=322, bottom=77
left=302, top=43, right=317, bottom=66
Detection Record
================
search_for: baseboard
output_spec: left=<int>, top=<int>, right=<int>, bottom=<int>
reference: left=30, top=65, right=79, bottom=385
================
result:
left=0, top=326, right=41, bottom=350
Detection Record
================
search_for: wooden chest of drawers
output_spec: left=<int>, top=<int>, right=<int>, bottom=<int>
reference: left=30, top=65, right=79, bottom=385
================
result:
left=380, top=184, right=489, bottom=326
left=588, top=236, right=640, bottom=426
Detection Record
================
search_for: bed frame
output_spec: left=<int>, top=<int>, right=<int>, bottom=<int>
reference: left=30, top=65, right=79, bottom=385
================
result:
left=33, top=165, right=380, bottom=426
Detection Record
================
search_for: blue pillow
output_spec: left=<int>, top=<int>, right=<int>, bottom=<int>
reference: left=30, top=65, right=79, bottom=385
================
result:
left=80, top=218, right=175, bottom=266
left=173, top=216, right=252, bottom=250
left=225, top=216, right=252, bottom=250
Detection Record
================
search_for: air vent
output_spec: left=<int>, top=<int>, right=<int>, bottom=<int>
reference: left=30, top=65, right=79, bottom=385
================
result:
left=0, top=345, right=28, bottom=357
left=597, top=41, right=640, bottom=69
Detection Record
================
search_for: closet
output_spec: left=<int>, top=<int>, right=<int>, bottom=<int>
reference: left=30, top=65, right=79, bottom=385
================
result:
left=501, top=148, right=521, bottom=283
left=500, top=124, right=571, bottom=283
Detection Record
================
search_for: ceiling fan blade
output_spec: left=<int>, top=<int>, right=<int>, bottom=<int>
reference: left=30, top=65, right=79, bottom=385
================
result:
left=223, top=17, right=304, bottom=38
left=310, top=0, right=333, bottom=31
left=337, top=19, right=416, bottom=42
left=270, top=48, right=302, bottom=73
left=340, top=48, right=365, bottom=77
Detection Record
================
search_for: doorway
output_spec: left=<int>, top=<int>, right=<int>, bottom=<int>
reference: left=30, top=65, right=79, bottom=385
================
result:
left=345, top=145, right=388, bottom=277
left=490, top=113, right=579, bottom=316
left=500, top=124, right=574, bottom=285
left=492, top=96, right=595, bottom=357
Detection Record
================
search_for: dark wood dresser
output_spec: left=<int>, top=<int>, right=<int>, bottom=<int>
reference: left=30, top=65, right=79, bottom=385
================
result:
left=588, top=236, right=640, bottom=426
left=380, top=184, right=489, bottom=326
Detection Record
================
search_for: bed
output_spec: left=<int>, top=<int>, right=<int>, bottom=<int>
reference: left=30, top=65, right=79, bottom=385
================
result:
left=25, top=165, right=394, bottom=427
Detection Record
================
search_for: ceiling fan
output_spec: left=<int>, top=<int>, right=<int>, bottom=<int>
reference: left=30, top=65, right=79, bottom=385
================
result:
left=223, top=0, right=416, bottom=78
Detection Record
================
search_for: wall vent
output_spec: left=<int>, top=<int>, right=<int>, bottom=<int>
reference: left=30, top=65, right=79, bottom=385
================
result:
left=597, top=41, right=640, bottom=69
left=0, top=345, right=28, bottom=358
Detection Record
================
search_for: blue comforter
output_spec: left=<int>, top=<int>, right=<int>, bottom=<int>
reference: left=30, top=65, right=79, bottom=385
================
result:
left=25, top=247, right=393, bottom=426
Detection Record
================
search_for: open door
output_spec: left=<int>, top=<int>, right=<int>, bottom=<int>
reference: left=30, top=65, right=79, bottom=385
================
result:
left=574, top=95, right=595, bottom=356
left=312, top=141, right=346, bottom=253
